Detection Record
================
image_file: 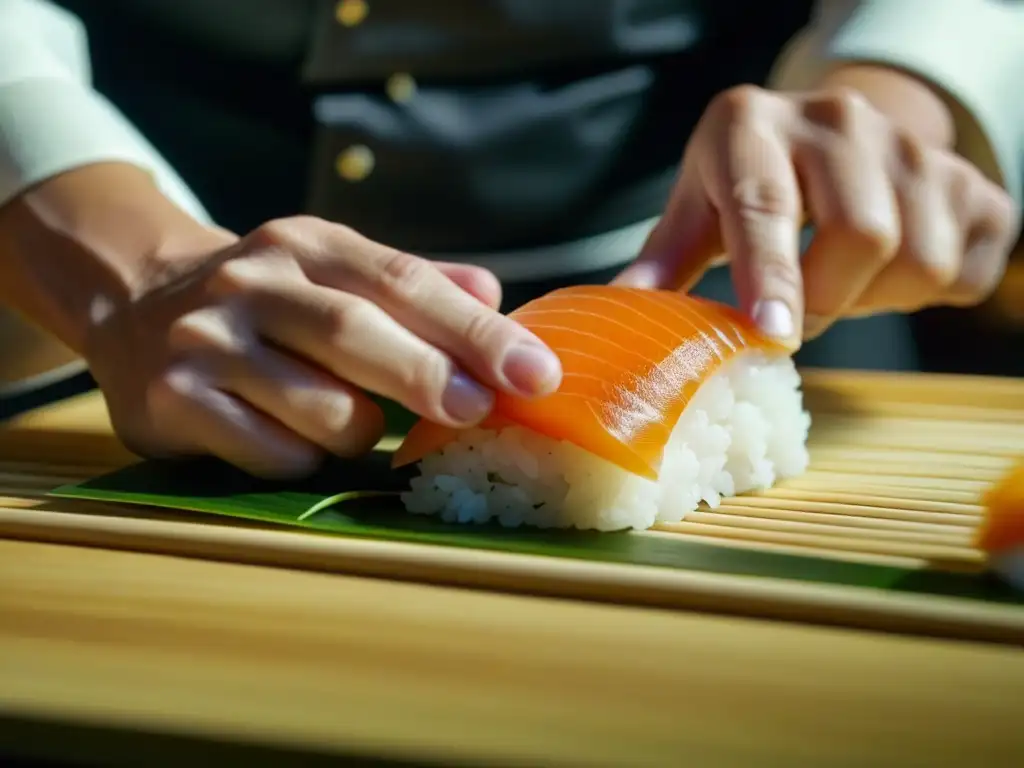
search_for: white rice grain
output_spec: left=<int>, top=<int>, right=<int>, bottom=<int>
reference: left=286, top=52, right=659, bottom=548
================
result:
left=399, top=352, right=811, bottom=531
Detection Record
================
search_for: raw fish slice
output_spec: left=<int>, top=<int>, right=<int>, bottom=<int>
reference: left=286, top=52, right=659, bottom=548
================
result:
left=393, top=285, right=787, bottom=479
left=977, top=457, right=1024, bottom=589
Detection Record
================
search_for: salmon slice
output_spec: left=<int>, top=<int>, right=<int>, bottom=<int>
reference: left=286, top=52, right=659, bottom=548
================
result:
left=976, top=457, right=1024, bottom=553
left=392, top=285, right=788, bottom=479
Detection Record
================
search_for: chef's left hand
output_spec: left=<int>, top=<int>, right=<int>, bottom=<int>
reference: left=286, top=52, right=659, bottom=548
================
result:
left=614, top=85, right=1021, bottom=345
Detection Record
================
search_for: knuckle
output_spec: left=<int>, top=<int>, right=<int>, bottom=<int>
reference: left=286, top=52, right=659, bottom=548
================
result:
left=896, top=237, right=959, bottom=294
left=945, top=163, right=977, bottom=216
left=950, top=160, right=1019, bottom=247
left=146, top=365, right=197, bottom=414
left=248, top=217, right=300, bottom=250
left=732, top=175, right=798, bottom=218
left=979, top=186, right=1020, bottom=242
left=405, top=350, right=452, bottom=405
left=950, top=253, right=1006, bottom=306
left=914, top=256, right=960, bottom=293
left=207, top=254, right=307, bottom=302
left=711, top=84, right=768, bottom=122
left=327, top=401, right=385, bottom=458
left=757, top=258, right=803, bottom=299
left=324, top=296, right=379, bottom=341
left=166, top=312, right=216, bottom=352
left=837, top=216, right=900, bottom=265
left=316, top=392, right=357, bottom=437
left=209, top=257, right=261, bottom=295
left=461, top=307, right=506, bottom=350
left=372, top=250, right=434, bottom=303
left=166, top=307, right=244, bottom=354
left=893, top=130, right=931, bottom=177
left=804, top=86, right=873, bottom=134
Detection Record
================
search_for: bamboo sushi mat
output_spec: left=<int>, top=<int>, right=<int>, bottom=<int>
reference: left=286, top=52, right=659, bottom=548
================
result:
left=0, top=369, right=1022, bottom=644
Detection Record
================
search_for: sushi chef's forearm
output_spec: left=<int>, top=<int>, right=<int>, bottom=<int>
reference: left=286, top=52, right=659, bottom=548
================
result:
left=0, top=162, right=235, bottom=355
left=0, top=0, right=212, bottom=221
left=0, top=0, right=230, bottom=354
left=771, top=0, right=1024, bottom=206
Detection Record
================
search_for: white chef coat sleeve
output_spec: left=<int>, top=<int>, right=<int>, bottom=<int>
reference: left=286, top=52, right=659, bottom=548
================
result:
left=0, top=0, right=211, bottom=220
left=769, top=0, right=1024, bottom=206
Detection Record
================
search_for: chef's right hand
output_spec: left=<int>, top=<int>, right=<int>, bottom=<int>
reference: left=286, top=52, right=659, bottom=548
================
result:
left=84, top=216, right=562, bottom=478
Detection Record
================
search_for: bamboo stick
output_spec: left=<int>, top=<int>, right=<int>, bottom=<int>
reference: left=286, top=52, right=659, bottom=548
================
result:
left=656, top=520, right=982, bottom=562
left=0, top=508, right=1016, bottom=646
left=756, top=487, right=985, bottom=511
left=0, top=370, right=1021, bottom=650
left=778, top=472, right=991, bottom=494
left=681, top=512, right=971, bottom=544
left=808, top=446, right=1014, bottom=469
left=702, top=504, right=975, bottom=533
left=801, top=459, right=1007, bottom=481
left=716, top=497, right=979, bottom=522
left=803, top=400, right=1024, bottom=423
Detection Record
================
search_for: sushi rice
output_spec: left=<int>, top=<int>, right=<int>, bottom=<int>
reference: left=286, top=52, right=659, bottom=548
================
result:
left=401, top=352, right=811, bottom=531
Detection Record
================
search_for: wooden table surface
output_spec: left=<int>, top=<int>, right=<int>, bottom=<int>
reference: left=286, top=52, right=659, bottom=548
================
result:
left=1, top=389, right=1023, bottom=767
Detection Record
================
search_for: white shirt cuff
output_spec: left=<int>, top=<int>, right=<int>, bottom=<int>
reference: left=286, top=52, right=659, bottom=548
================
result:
left=771, top=0, right=1024, bottom=206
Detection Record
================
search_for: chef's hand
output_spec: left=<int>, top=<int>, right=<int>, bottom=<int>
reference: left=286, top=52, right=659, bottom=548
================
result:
left=615, top=84, right=1021, bottom=344
left=85, top=216, right=562, bottom=478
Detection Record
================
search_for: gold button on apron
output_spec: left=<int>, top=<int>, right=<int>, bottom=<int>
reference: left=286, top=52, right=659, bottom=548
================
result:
left=335, top=0, right=368, bottom=27
left=335, top=145, right=375, bottom=182
left=386, top=73, right=417, bottom=103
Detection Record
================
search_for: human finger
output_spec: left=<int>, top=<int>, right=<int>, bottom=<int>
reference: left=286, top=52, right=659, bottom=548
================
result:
left=702, top=91, right=804, bottom=346
left=305, top=233, right=561, bottom=398
left=613, top=166, right=722, bottom=291
left=244, top=280, right=498, bottom=429
left=211, top=343, right=385, bottom=458
left=796, top=93, right=901, bottom=338
left=433, top=261, right=503, bottom=309
left=234, top=219, right=562, bottom=399
left=943, top=166, right=1020, bottom=307
left=852, top=136, right=961, bottom=315
left=146, top=364, right=322, bottom=479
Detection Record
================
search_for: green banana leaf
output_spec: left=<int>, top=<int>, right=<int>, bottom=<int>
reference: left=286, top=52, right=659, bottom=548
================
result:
left=48, top=399, right=1023, bottom=607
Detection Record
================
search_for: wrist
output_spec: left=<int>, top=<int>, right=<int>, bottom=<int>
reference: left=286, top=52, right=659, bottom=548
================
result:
left=819, top=63, right=956, bottom=150
left=0, top=162, right=235, bottom=353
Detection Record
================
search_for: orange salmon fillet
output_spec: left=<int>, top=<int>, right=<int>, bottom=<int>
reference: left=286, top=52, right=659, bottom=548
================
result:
left=977, top=458, right=1024, bottom=553
left=392, top=285, right=787, bottom=479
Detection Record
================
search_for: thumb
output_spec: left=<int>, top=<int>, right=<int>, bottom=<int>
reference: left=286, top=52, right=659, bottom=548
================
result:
left=613, top=174, right=723, bottom=291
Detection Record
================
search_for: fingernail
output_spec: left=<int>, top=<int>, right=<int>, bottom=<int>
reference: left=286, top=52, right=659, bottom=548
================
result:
left=614, top=262, right=661, bottom=289
left=442, top=372, right=495, bottom=425
left=752, top=299, right=796, bottom=342
left=502, top=342, right=562, bottom=396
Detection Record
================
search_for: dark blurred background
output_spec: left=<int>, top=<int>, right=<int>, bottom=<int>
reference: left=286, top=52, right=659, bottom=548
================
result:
left=10, top=1, right=1024, bottom=386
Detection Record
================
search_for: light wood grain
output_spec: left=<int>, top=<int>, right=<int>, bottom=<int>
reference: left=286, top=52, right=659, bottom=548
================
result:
left=1, top=539, right=1022, bottom=768
left=0, top=388, right=134, bottom=466
left=2, top=504, right=1021, bottom=646
left=0, top=370, right=1022, bottom=765
left=4, top=370, right=1021, bottom=571
left=0, top=370, right=1022, bottom=647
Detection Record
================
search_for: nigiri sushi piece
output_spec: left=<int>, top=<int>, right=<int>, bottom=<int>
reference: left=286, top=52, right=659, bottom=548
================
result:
left=393, top=285, right=811, bottom=531
left=976, top=458, right=1024, bottom=590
